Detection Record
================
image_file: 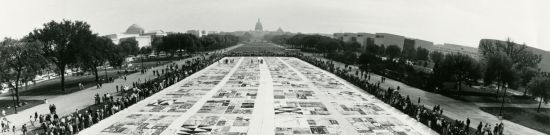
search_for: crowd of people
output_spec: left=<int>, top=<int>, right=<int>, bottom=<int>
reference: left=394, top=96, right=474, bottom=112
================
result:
left=12, top=53, right=225, bottom=135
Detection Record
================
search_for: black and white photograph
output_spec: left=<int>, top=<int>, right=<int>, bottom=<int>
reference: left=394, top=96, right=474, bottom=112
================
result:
left=0, top=0, right=549, bottom=135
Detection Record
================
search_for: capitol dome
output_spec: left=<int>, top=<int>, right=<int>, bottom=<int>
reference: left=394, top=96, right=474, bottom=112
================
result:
left=125, top=24, right=145, bottom=34
left=255, top=18, right=263, bottom=31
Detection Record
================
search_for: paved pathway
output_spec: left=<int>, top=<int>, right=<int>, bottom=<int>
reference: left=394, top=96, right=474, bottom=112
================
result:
left=305, top=53, right=546, bottom=135
left=3, top=44, right=243, bottom=130
left=248, top=57, right=275, bottom=135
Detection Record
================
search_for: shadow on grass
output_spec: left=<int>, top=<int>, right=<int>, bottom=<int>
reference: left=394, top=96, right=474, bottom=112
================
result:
left=13, top=70, right=134, bottom=96
left=443, top=93, right=538, bottom=104
left=480, top=107, right=550, bottom=134
left=0, top=100, right=44, bottom=115
left=439, top=88, right=538, bottom=104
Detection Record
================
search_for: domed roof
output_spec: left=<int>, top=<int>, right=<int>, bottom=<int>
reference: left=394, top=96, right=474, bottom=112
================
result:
left=125, top=24, right=144, bottom=34
left=255, top=18, right=263, bottom=31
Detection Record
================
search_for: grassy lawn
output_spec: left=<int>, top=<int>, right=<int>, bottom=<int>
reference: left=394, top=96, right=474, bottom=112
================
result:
left=11, top=70, right=133, bottom=96
left=447, top=95, right=538, bottom=104
left=440, top=84, right=538, bottom=104
left=480, top=107, right=550, bottom=134
left=0, top=100, right=44, bottom=115
left=3, top=58, right=179, bottom=97
left=129, top=60, right=171, bottom=69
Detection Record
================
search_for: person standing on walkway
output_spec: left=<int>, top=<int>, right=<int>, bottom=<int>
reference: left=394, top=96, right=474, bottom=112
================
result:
left=493, top=123, right=499, bottom=135
left=50, top=104, right=56, bottom=114
left=79, top=83, right=84, bottom=89
left=29, top=115, right=34, bottom=127
left=477, top=121, right=483, bottom=134
left=21, top=124, right=26, bottom=135
left=465, top=118, right=470, bottom=133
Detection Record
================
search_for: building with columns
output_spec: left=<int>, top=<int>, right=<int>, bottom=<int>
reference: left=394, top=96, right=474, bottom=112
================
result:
left=223, top=18, right=292, bottom=42
left=333, top=32, right=433, bottom=52
left=106, top=24, right=166, bottom=48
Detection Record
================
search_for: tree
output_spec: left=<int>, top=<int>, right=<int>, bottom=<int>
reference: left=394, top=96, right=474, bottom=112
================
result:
left=181, top=34, right=201, bottom=53
left=106, top=45, right=125, bottom=68
left=341, top=52, right=357, bottom=65
left=343, top=41, right=361, bottom=52
left=26, top=20, right=94, bottom=92
left=137, top=46, right=153, bottom=70
left=139, top=47, right=153, bottom=55
left=479, top=38, right=542, bottom=89
left=378, top=45, right=386, bottom=56
left=483, top=52, right=516, bottom=97
left=240, top=32, right=252, bottom=42
left=316, top=38, right=340, bottom=56
left=77, top=35, right=114, bottom=84
left=358, top=53, right=378, bottom=66
left=402, top=42, right=416, bottom=60
left=479, top=38, right=541, bottom=70
left=119, top=38, right=139, bottom=57
left=365, top=43, right=379, bottom=55
left=385, top=45, right=401, bottom=59
left=527, top=76, right=550, bottom=112
left=437, top=53, right=481, bottom=95
left=200, top=35, right=216, bottom=50
left=265, top=34, right=293, bottom=45
left=519, top=67, right=538, bottom=96
left=159, top=34, right=179, bottom=56
left=159, top=33, right=202, bottom=57
left=200, top=34, right=240, bottom=51
left=416, top=47, right=430, bottom=61
left=0, top=38, right=47, bottom=112
left=151, top=36, right=163, bottom=55
left=430, top=51, right=444, bottom=64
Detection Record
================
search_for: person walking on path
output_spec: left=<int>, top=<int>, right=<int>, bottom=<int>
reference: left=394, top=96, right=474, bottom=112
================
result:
left=78, top=83, right=84, bottom=89
left=21, top=124, right=26, bottom=135
left=34, top=112, right=37, bottom=122
left=29, top=115, right=34, bottom=127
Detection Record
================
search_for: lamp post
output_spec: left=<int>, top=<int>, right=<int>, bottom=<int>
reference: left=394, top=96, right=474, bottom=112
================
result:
left=10, top=87, right=17, bottom=114
left=499, top=83, right=509, bottom=117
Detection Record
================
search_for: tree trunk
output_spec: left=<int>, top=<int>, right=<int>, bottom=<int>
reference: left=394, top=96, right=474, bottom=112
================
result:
left=104, top=63, right=108, bottom=79
left=496, top=82, right=500, bottom=100
left=538, top=97, right=542, bottom=113
left=457, top=80, right=462, bottom=96
left=94, top=66, right=99, bottom=84
left=47, top=69, right=51, bottom=80
left=15, top=70, right=21, bottom=106
left=10, top=87, right=17, bottom=114
left=60, top=64, right=66, bottom=92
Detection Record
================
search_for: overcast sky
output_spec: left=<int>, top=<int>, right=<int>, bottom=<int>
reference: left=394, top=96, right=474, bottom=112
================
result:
left=1, top=0, right=549, bottom=51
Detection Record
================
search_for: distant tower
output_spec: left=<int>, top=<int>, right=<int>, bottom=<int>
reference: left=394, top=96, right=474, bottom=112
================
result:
left=255, top=18, right=263, bottom=31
